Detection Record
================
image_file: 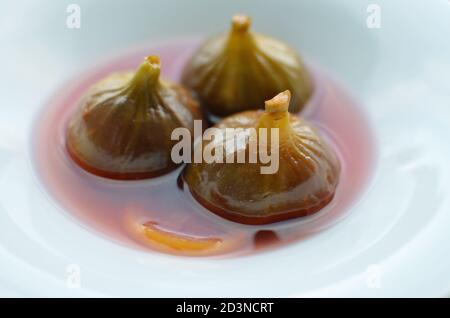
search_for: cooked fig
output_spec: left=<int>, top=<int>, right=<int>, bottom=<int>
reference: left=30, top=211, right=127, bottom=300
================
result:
left=181, top=14, right=313, bottom=119
left=183, top=91, right=339, bottom=225
left=67, top=56, right=202, bottom=179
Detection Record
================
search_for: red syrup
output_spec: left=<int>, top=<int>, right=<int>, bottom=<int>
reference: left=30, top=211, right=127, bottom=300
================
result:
left=32, top=39, right=376, bottom=257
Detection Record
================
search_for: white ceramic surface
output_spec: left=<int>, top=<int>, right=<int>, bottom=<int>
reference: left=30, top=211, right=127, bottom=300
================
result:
left=1, top=0, right=450, bottom=297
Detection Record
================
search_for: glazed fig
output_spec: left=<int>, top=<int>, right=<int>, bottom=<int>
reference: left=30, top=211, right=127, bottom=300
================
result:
left=181, top=14, right=313, bottom=119
left=183, top=91, right=339, bottom=225
left=67, top=56, right=202, bottom=179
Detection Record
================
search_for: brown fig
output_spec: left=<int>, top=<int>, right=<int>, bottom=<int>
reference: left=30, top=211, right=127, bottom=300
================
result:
left=67, top=56, right=202, bottom=179
left=181, top=14, right=313, bottom=119
left=183, top=91, right=339, bottom=225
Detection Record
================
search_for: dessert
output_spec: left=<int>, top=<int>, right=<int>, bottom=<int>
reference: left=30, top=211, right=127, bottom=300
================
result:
left=182, top=15, right=313, bottom=119
left=183, top=91, right=340, bottom=224
left=66, top=55, right=202, bottom=179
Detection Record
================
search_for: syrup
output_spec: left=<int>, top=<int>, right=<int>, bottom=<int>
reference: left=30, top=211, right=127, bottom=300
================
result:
left=32, top=39, right=376, bottom=257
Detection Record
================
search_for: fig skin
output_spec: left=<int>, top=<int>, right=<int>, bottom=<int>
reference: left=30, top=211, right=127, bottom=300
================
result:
left=181, top=14, right=313, bottom=119
left=183, top=91, right=340, bottom=225
left=67, top=56, right=202, bottom=180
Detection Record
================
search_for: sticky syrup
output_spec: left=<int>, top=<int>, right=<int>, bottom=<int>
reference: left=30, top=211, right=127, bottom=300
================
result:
left=32, top=39, right=376, bottom=257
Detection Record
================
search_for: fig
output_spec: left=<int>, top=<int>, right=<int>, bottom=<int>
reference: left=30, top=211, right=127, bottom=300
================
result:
left=67, top=56, right=202, bottom=179
left=183, top=91, right=339, bottom=225
left=181, top=14, right=313, bottom=119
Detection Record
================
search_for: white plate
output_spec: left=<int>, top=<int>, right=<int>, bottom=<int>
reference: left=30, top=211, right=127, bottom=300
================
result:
left=1, top=0, right=450, bottom=297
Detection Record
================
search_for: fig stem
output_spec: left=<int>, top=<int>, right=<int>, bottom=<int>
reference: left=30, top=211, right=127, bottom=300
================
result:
left=257, top=91, right=292, bottom=134
left=231, top=14, right=251, bottom=32
left=129, top=55, right=161, bottom=88
left=264, top=90, right=291, bottom=113
left=146, top=55, right=161, bottom=68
